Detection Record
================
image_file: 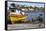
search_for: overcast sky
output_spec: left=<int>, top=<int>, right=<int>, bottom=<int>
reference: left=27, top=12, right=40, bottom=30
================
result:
left=7, top=2, right=45, bottom=10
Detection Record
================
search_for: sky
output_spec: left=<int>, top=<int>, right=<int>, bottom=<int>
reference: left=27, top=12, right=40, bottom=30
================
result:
left=7, top=2, right=45, bottom=10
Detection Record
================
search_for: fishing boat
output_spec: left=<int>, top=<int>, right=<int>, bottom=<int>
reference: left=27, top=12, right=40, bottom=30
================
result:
left=9, top=9, right=28, bottom=24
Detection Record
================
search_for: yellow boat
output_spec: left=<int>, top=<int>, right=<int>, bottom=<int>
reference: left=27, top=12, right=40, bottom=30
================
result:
left=9, top=14, right=28, bottom=24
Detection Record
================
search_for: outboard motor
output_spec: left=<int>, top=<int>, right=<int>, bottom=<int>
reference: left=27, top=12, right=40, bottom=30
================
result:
left=38, top=14, right=43, bottom=23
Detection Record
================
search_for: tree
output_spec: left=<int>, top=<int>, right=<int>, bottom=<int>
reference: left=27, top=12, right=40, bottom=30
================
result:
left=33, top=6, right=40, bottom=11
left=40, top=7, right=45, bottom=12
left=30, top=6, right=33, bottom=8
